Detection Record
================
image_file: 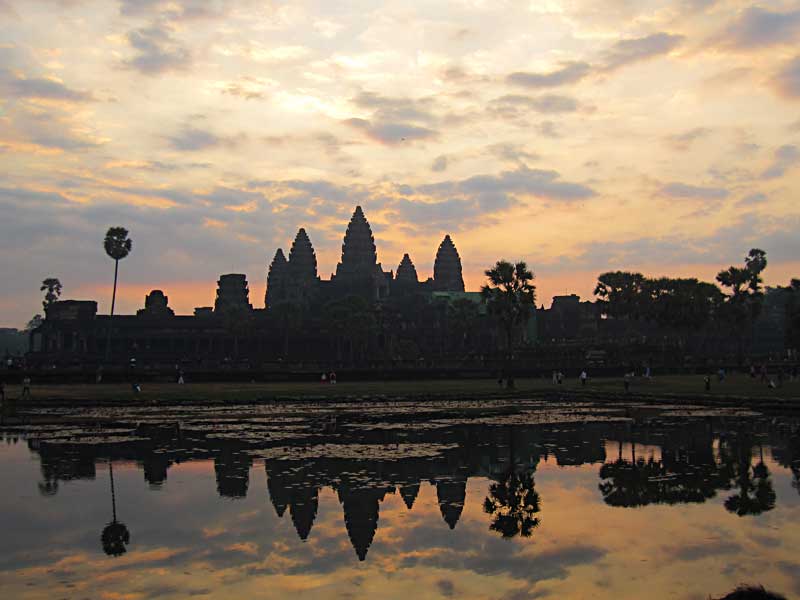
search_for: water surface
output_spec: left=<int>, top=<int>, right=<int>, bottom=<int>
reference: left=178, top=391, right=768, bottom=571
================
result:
left=1, top=401, right=799, bottom=599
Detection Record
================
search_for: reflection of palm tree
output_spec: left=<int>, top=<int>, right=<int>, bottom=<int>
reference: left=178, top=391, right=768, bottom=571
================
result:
left=483, top=427, right=541, bottom=538
left=483, top=469, right=540, bottom=538
left=101, top=460, right=130, bottom=556
left=724, top=445, right=776, bottom=517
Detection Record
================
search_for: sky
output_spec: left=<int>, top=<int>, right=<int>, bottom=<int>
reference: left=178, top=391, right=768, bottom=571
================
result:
left=1, top=0, right=800, bottom=327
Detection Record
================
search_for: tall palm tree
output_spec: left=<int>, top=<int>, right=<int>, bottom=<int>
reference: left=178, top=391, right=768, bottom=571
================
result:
left=101, top=460, right=130, bottom=556
left=103, top=227, right=132, bottom=361
left=481, top=260, right=536, bottom=388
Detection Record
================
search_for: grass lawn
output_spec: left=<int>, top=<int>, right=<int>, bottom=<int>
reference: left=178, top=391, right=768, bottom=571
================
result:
left=2, top=373, right=799, bottom=405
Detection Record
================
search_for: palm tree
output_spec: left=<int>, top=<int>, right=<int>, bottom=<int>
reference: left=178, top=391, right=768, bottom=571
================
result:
left=103, top=227, right=133, bottom=361
left=716, top=248, right=767, bottom=364
left=101, top=460, right=130, bottom=556
left=40, top=277, right=62, bottom=310
left=481, top=260, right=536, bottom=388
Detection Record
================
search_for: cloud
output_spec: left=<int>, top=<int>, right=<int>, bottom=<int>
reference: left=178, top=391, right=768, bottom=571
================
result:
left=772, top=56, right=800, bottom=99
left=665, top=127, right=712, bottom=151
left=0, top=107, right=100, bottom=151
left=344, top=118, right=436, bottom=145
left=659, top=182, right=729, bottom=199
left=717, top=7, right=800, bottom=49
left=221, top=77, right=270, bottom=100
left=761, top=145, right=800, bottom=179
left=507, top=62, right=592, bottom=88
left=118, top=0, right=231, bottom=21
left=537, top=121, right=560, bottom=138
left=0, top=0, right=17, bottom=16
left=166, top=126, right=242, bottom=151
left=490, top=94, right=580, bottom=120
left=0, top=69, right=93, bottom=102
left=431, top=155, right=448, bottom=172
left=419, top=166, right=595, bottom=202
left=351, top=91, right=438, bottom=125
left=555, top=214, right=800, bottom=271
left=738, top=192, right=767, bottom=206
left=344, top=91, right=442, bottom=145
left=601, top=33, right=684, bottom=71
left=124, top=24, right=191, bottom=75
left=487, top=143, right=539, bottom=164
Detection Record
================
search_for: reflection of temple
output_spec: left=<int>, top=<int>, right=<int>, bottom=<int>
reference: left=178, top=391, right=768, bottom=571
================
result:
left=25, top=416, right=795, bottom=561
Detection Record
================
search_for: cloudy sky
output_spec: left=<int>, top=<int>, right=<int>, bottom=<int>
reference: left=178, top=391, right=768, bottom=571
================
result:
left=1, top=0, right=800, bottom=327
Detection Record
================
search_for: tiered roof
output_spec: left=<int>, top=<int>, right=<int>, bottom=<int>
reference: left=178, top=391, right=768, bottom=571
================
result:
left=288, top=228, right=317, bottom=282
left=265, top=248, right=288, bottom=308
left=336, top=206, right=377, bottom=278
left=433, top=235, right=465, bottom=292
left=395, top=253, right=419, bottom=284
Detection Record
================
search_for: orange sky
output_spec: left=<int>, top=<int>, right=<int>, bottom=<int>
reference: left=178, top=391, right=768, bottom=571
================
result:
left=2, top=0, right=800, bottom=326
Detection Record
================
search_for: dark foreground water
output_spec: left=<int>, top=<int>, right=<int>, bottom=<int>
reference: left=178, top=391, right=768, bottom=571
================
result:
left=1, top=400, right=799, bottom=599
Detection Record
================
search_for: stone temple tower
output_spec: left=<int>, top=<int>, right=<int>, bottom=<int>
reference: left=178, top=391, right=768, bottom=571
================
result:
left=285, top=228, right=318, bottom=303
left=433, top=235, right=465, bottom=292
left=333, top=206, right=390, bottom=300
left=395, top=254, right=419, bottom=285
left=265, top=248, right=288, bottom=308
left=335, top=206, right=378, bottom=279
left=288, top=228, right=318, bottom=283
left=214, top=274, right=253, bottom=313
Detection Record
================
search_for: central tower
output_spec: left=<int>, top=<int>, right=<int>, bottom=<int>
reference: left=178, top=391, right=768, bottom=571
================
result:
left=333, top=206, right=390, bottom=300
left=335, top=206, right=378, bottom=279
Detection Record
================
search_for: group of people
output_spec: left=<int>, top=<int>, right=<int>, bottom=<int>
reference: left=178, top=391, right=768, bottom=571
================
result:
left=320, top=371, right=337, bottom=384
left=549, top=370, right=590, bottom=386
left=749, top=363, right=798, bottom=388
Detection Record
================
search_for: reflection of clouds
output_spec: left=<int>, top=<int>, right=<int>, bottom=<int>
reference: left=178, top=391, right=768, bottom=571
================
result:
left=3, top=442, right=800, bottom=599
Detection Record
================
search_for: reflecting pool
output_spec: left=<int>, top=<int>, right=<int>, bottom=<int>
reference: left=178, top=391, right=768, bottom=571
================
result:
left=1, top=400, right=799, bottom=599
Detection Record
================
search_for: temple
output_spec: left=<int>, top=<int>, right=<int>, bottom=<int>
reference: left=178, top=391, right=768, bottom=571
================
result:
left=27, top=203, right=786, bottom=371
left=28, top=205, right=488, bottom=368
left=265, top=206, right=465, bottom=304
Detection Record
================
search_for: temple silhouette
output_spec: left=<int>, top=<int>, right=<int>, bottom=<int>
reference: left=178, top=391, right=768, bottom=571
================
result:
left=24, top=205, right=796, bottom=370
left=265, top=205, right=465, bottom=308
left=28, top=205, right=487, bottom=368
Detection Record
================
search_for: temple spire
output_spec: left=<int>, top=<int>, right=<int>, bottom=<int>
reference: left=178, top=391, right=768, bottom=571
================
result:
left=336, top=206, right=377, bottom=278
left=288, top=228, right=317, bottom=283
left=265, top=248, right=288, bottom=308
left=395, top=254, right=419, bottom=284
left=433, top=235, right=465, bottom=292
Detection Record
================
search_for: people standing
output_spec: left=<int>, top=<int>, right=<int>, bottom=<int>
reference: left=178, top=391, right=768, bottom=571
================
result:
left=580, top=370, right=588, bottom=386
left=704, top=374, right=711, bottom=392
left=21, top=376, right=31, bottom=401
left=329, top=371, right=337, bottom=384
left=623, top=372, right=631, bottom=393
